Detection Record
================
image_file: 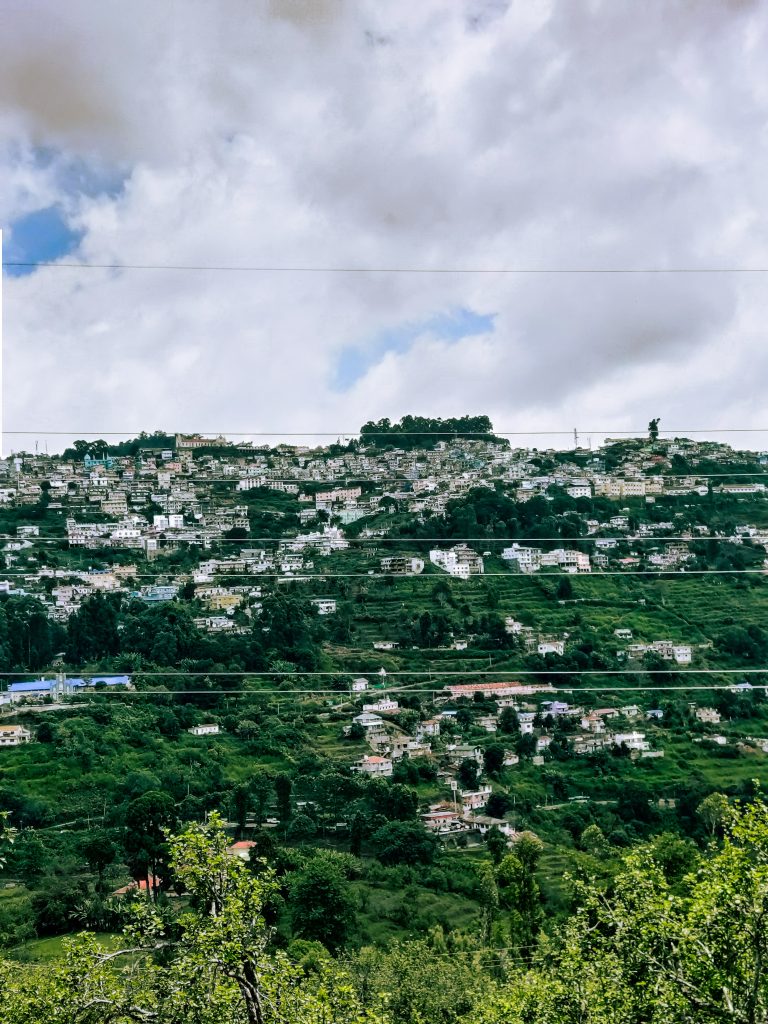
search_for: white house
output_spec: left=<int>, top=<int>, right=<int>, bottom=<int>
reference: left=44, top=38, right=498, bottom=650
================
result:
left=311, top=598, right=337, bottom=615
left=355, top=754, right=393, bottom=778
left=613, top=731, right=649, bottom=751
left=429, top=544, right=484, bottom=578
left=363, top=699, right=399, bottom=714
left=188, top=724, right=220, bottom=736
left=0, top=725, right=32, bottom=746
left=538, top=640, right=565, bottom=656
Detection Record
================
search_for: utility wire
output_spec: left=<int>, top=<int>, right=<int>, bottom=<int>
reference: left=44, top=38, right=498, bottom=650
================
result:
left=9, top=261, right=768, bottom=274
left=5, top=535, right=760, bottom=544
left=1, top=569, right=765, bottom=577
left=5, top=428, right=768, bottom=436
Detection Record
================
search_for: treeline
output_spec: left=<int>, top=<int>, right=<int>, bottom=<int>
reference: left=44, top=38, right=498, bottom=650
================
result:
left=61, top=432, right=175, bottom=459
left=0, top=589, right=327, bottom=676
left=359, top=415, right=507, bottom=450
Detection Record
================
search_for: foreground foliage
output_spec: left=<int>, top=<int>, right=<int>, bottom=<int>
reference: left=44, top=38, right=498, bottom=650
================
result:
left=3, top=800, right=768, bottom=1022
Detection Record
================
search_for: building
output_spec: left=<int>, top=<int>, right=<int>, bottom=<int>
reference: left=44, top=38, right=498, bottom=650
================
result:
left=380, top=556, right=425, bottom=575
left=311, top=598, right=337, bottom=615
left=695, top=706, right=722, bottom=725
left=228, top=841, right=258, bottom=861
left=613, top=731, right=649, bottom=751
left=461, top=786, right=492, bottom=811
left=0, top=725, right=32, bottom=746
left=355, top=754, right=393, bottom=778
left=188, top=724, right=220, bottom=736
left=445, top=681, right=555, bottom=700
left=363, top=699, right=399, bottom=714
left=429, top=544, right=484, bottom=578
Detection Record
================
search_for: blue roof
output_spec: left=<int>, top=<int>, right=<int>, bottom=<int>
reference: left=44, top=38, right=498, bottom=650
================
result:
left=8, top=680, right=53, bottom=693
left=7, top=675, right=131, bottom=694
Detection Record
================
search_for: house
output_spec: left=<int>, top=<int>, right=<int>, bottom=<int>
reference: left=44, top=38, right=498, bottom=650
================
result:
left=536, top=735, right=552, bottom=754
left=348, top=712, right=387, bottom=739
left=417, top=718, right=441, bottom=738
left=429, top=544, right=484, bottom=578
left=351, top=678, right=369, bottom=692
left=112, top=876, right=163, bottom=897
left=363, top=699, right=399, bottom=714
left=380, top=556, right=425, bottom=575
left=613, top=731, right=649, bottom=751
left=422, top=807, right=463, bottom=832
left=389, top=736, right=432, bottom=760
left=464, top=814, right=518, bottom=838
left=228, top=841, right=258, bottom=861
left=695, top=706, right=722, bottom=725
left=538, top=640, right=565, bottom=656
left=188, top=724, right=220, bottom=736
left=461, top=786, right=492, bottom=811
left=518, top=712, right=536, bottom=734
left=445, top=681, right=554, bottom=700
left=311, top=598, right=337, bottom=615
left=0, top=725, right=32, bottom=746
left=355, top=754, right=393, bottom=778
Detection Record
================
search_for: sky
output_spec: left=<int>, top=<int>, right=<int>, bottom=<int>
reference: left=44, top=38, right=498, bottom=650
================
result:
left=1, top=0, right=768, bottom=454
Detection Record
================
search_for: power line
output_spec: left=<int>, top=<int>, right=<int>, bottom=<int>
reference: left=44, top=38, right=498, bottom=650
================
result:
left=1, top=569, right=766, bottom=578
left=9, top=260, right=768, bottom=275
left=5, top=428, right=768, bottom=436
left=33, top=668, right=768, bottom=676
left=1, top=684, right=764, bottom=698
left=5, top=535, right=761, bottom=544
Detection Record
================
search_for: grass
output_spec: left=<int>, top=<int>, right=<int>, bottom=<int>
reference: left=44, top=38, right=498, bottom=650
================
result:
left=7, top=932, right=124, bottom=963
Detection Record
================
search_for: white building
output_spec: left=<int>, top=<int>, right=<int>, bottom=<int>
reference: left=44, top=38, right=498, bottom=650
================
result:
left=363, top=699, right=399, bottom=714
left=0, top=725, right=32, bottom=746
left=538, top=640, right=565, bottom=656
left=311, top=598, right=337, bottom=615
left=429, top=544, right=484, bottom=578
left=613, top=731, right=649, bottom=751
left=188, top=724, right=220, bottom=736
left=355, top=754, right=393, bottom=778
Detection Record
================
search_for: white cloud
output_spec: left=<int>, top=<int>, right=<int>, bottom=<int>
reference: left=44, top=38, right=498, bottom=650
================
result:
left=2, top=0, right=767, bottom=451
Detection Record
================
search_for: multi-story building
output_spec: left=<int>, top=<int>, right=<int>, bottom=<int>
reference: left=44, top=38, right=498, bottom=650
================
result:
left=429, top=544, right=484, bottom=578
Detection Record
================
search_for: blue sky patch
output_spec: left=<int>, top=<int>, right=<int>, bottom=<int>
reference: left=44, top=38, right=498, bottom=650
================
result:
left=3, top=205, right=83, bottom=276
left=332, top=306, right=495, bottom=391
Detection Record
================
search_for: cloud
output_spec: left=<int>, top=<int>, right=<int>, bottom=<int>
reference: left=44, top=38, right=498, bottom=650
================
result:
left=1, top=0, right=767, bottom=451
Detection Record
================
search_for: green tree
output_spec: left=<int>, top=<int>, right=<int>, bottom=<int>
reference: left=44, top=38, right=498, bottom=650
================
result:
left=483, top=743, right=505, bottom=777
left=288, top=855, right=356, bottom=951
left=486, top=825, right=507, bottom=866
left=274, top=773, right=292, bottom=822
left=697, top=792, right=731, bottom=838
left=81, top=830, right=118, bottom=893
left=496, top=834, right=543, bottom=954
left=124, top=790, right=177, bottom=900
left=371, top=821, right=439, bottom=866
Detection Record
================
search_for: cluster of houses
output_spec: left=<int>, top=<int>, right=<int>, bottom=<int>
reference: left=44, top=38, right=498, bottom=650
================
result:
left=1, top=434, right=768, bottom=631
